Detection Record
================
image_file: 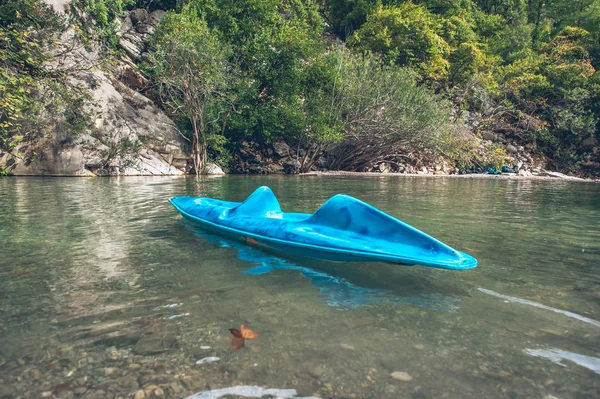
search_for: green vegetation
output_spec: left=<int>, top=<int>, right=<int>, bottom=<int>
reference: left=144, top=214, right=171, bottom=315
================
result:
left=147, top=7, right=234, bottom=174
left=2, top=0, right=599, bottom=174
left=0, top=0, right=91, bottom=171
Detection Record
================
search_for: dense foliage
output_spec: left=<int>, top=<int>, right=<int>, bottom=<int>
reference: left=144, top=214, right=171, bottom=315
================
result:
left=328, top=0, right=600, bottom=170
left=0, top=0, right=91, bottom=172
left=3, top=0, right=599, bottom=174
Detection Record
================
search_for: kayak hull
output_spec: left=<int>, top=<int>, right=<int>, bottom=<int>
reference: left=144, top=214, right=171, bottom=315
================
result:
left=170, top=187, right=478, bottom=270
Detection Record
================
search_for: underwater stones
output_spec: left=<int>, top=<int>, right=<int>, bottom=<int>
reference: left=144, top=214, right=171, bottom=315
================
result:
left=305, top=363, right=324, bottom=378
left=195, top=357, right=220, bottom=365
left=103, top=367, right=118, bottom=377
left=115, top=375, right=139, bottom=391
left=390, top=371, right=412, bottom=382
left=133, top=331, right=179, bottom=355
left=0, top=384, right=16, bottom=398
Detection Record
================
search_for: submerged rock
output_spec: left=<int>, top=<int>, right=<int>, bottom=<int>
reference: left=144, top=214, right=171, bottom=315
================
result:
left=390, top=371, right=412, bottom=382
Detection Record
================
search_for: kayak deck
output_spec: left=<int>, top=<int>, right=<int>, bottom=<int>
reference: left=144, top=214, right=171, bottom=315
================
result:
left=170, top=186, right=477, bottom=270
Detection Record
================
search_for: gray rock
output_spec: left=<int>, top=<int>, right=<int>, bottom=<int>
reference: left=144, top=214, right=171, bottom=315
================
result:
left=273, top=141, right=290, bottom=157
left=378, top=163, right=391, bottom=173
left=149, top=10, right=167, bottom=25
left=481, top=131, right=495, bottom=141
left=390, top=371, right=412, bottom=382
left=57, top=390, right=75, bottom=399
left=9, top=147, right=93, bottom=176
left=506, top=144, right=518, bottom=154
left=133, top=331, right=178, bottom=355
left=115, top=375, right=139, bottom=391
left=265, top=164, right=285, bottom=173
left=2, top=23, right=190, bottom=177
left=203, top=163, right=225, bottom=175
left=129, top=9, right=148, bottom=25
left=305, top=363, right=324, bottom=378
left=119, top=38, right=141, bottom=60
left=135, top=23, right=154, bottom=35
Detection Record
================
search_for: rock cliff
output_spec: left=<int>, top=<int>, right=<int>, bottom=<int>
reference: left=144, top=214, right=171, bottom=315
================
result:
left=3, top=3, right=190, bottom=176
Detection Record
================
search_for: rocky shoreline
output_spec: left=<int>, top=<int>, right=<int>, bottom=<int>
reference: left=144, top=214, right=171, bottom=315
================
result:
left=298, top=170, right=596, bottom=182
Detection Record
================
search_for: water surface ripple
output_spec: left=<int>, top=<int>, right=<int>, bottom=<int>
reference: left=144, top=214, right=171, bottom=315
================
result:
left=0, top=176, right=598, bottom=398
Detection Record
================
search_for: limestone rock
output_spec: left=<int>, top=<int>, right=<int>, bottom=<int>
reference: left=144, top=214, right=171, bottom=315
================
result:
left=203, top=163, right=225, bottom=175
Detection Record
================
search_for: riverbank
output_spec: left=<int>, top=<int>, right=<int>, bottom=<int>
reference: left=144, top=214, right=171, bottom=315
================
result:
left=3, top=170, right=597, bottom=183
left=299, top=170, right=597, bottom=182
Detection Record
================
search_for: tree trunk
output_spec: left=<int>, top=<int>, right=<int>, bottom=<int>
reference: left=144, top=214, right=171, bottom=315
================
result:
left=191, top=116, right=201, bottom=176
left=199, top=110, right=206, bottom=172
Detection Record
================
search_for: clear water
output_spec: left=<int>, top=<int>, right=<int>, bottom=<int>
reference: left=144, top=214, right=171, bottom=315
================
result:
left=0, top=176, right=598, bottom=399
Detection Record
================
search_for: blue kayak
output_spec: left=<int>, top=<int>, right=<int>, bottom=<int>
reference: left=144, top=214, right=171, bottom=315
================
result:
left=170, top=186, right=477, bottom=270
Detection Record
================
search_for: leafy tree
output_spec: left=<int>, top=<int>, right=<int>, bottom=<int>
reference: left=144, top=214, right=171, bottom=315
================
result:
left=323, top=0, right=374, bottom=37
left=147, top=8, right=234, bottom=174
left=181, top=0, right=327, bottom=148
left=350, top=3, right=451, bottom=80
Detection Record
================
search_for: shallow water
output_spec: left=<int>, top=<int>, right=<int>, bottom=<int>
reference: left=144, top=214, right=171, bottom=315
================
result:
left=0, top=176, right=599, bottom=399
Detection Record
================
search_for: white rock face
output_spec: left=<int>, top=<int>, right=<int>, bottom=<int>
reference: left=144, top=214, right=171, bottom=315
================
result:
left=5, top=3, right=190, bottom=176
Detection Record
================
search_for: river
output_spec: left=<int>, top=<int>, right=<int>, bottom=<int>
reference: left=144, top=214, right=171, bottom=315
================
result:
left=0, top=176, right=598, bottom=398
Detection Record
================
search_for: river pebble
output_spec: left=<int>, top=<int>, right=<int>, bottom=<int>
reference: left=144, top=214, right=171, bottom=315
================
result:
left=390, top=371, right=413, bottom=382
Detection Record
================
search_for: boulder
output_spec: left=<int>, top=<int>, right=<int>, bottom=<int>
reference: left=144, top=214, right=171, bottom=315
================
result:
left=149, top=10, right=167, bottom=25
left=129, top=9, right=148, bottom=25
left=481, top=131, right=495, bottom=141
left=378, top=163, right=391, bottom=173
left=203, top=163, right=225, bottom=175
left=273, top=141, right=290, bottom=157
left=135, top=23, right=154, bottom=34
left=506, top=144, right=518, bottom=154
